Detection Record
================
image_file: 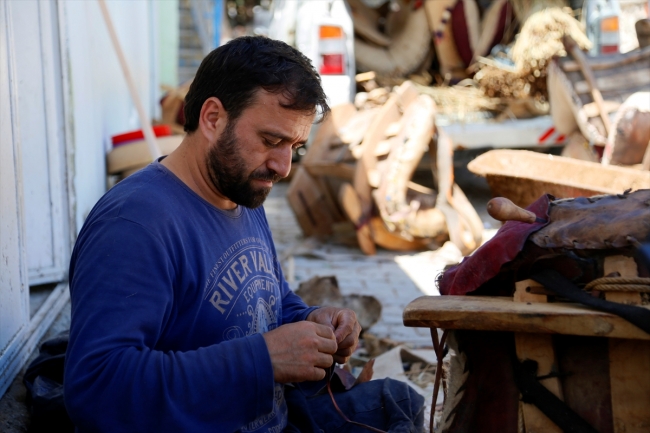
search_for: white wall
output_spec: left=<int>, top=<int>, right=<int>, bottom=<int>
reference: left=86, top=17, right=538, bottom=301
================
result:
left=0, top=0, right=163, bottom=398
left=59, top=0, right=160, bottom=230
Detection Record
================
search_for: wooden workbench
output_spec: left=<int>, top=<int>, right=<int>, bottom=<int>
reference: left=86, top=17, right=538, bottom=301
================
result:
left=403, top=294, right=650, bottom=433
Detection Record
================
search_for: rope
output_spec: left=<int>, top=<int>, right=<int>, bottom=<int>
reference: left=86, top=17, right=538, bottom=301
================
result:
left=584, top=277, right=650, bottom=293
left=429, top=328, right=448, bottom=433
left=327, top=372, right=388, bottom=433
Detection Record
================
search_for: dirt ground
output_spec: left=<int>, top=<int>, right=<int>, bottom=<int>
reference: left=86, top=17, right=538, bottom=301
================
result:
left=0, top=303, right=71, bottom=433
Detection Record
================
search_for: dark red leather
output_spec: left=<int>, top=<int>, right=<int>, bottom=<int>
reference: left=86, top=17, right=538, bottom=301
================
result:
left=438, top=194, right=551, bottom=295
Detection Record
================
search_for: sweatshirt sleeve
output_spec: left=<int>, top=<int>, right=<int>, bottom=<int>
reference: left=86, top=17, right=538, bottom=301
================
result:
left=64, top=218, right=274, bottom=433
left=280, top=281, right=319, bottom=324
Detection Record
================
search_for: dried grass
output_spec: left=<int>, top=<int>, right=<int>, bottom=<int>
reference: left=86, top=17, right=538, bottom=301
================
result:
left=476, top=7, right=591, bottom=101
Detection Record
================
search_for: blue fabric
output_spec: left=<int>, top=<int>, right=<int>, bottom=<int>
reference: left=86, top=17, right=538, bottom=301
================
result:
left=64, top=162, right=317, bottom=433
left=285, top=378, right=425, bottom=433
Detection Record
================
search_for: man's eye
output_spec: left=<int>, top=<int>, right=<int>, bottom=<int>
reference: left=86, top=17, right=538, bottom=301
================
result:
left=264, top=138, right=281, bottom=147
left=292, top=144, right=304, bottom=150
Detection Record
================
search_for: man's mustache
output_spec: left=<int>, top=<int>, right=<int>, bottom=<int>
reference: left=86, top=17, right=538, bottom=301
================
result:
left=250, top=169, right=282, bottom=183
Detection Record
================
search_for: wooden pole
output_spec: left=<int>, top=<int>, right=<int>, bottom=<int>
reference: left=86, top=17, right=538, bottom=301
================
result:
left=97, top=0, right=161, bottom=160
left=563, top=35, right=612, bottom=136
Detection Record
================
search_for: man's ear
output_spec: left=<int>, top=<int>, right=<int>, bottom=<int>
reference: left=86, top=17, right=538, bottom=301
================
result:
left=198, top=97, right=228, bottom=142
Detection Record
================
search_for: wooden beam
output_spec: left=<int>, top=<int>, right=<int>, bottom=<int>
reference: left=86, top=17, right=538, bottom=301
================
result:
left=564, top=36, right=612, bottom=136
left=98, top=0, right=161, bottom=160
left=402, top=296, right=650, bottom=340
left=603, top=256, right=650, bottom=433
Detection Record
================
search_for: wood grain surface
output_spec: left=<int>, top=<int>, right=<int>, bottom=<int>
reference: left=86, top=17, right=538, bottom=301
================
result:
left=403, top=296, right=650, bottom=340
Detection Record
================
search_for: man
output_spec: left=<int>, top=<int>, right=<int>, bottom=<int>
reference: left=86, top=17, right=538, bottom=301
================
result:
left=64, top=36, right=424, bottom=432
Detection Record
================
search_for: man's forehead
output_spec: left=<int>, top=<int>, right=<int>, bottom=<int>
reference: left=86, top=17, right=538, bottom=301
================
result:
left=243, top=89, right=315, bottom=134
left=248, top=89, right=315, bottom=117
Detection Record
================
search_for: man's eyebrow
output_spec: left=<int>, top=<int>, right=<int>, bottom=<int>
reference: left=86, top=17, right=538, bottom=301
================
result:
left=260, top=130, right=308, bottom=145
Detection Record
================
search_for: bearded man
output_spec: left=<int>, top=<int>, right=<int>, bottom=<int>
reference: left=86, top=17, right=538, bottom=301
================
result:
left=64, top=36, right=424, bottom=432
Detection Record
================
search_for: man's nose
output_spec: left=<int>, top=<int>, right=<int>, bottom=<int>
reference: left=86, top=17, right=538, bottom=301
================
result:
left=267, top=146, right=293, bottom=179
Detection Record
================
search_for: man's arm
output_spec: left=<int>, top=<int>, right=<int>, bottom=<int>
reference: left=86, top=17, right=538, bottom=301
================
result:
left=65, top=218, right=275, bottom=432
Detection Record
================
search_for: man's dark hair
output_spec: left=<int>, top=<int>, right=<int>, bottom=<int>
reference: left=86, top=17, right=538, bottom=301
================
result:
left=183, top=36, right=330, bottom=133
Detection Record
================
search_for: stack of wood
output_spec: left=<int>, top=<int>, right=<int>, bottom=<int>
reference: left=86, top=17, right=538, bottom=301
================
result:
left=287, top=80, right=483, bottom=255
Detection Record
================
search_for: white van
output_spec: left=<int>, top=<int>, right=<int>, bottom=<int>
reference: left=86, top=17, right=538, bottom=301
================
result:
left=267, top=0, right=356, bottom=108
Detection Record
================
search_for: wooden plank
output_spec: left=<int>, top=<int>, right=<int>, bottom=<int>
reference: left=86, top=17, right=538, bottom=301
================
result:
left=513, top=279, right=548, bottom=302
left=564, top=36, right=612, bottom=135
left=0, top=0, right=30, bottom=395
left=286, top=167, right=337, bottom=237
left=514, top=280, right=564, bottom=433
left=354, top=81, right=419, bottom=207
left=555, top=335, right=614, bottom=433
left=608, top=340, right=650, bottom=433
left=338, top=182, right=375, bottom=255
left=351, top=81, right=419, bottom=255
left=301, top=103, right=357, bottom=166
left=515, top=333, right=564, bottom=433
left=402, top=296, right=650, bottom=340
left=603, top=256, right=643, bottom=305
left=574, top=69, right=650, bottom=95
left=603, top=256, right=650, bottom=433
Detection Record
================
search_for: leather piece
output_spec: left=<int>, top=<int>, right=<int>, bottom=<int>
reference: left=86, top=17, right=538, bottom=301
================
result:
left=530, top=189, right=650, bottom=250
left=438, top=195, right=550, bottom=296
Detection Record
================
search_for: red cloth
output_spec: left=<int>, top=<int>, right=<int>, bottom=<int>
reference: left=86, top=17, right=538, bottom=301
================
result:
left=439, top=195, right=552, bottom=295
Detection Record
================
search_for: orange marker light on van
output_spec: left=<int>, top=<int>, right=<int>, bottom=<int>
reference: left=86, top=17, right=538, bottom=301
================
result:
left=600, top=16, right=619, bottom=32
left=320, top=25, right=344, bottom=39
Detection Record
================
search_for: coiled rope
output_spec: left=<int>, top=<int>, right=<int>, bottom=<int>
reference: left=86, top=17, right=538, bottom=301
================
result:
left=584, top=277, right=650, bottom=293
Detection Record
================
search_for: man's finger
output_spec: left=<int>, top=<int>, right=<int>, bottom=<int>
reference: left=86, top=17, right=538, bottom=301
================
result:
left=313, top=352, right=334, bottom=369
left=316, top=336, right=338, bottom=355
left=313, top=322, right=336, bottom=340
left=335, top=346, right=354, bottom=358
left=333, top=311, right=358, bottom=343
left=336, top=334, right=357, bottom=352
left=309, top=367, right=327, bottom=381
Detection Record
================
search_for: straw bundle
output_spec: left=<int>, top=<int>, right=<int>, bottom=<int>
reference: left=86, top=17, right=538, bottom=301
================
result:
left=511, top=7, right=591, bottom=73
left=475, top=1, right=590, bottom=102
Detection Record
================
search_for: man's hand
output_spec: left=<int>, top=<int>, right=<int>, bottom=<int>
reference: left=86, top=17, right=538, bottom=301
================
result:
left=306, top=307, right=361, bottom=364
left=262, top=321, right=337, bottom=383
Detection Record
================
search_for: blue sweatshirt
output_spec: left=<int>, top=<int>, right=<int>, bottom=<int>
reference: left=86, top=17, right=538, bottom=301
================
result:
left=64, top=162, right=317, bottom=432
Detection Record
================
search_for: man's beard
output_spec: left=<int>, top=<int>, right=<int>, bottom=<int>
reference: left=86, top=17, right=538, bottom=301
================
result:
left=206, top=120, right=282, bottom=209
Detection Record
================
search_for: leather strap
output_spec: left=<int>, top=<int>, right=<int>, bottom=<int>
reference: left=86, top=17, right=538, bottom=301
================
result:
left=531, top=269, right=650, bottom=335
left=513, top=359, right=598, bottom=433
